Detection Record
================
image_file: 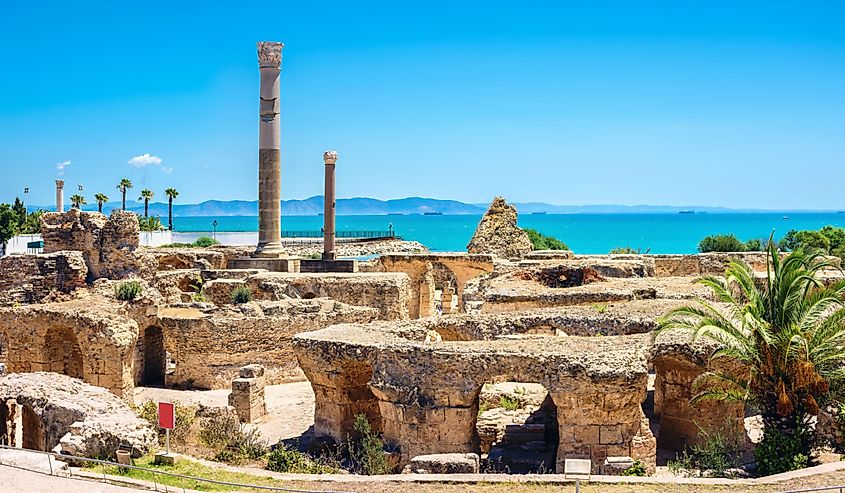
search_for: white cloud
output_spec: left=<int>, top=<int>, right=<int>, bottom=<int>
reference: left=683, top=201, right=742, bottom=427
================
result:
left=56, top=160, right=71, bottom=175
left=128, top=153, right=162, bottom=167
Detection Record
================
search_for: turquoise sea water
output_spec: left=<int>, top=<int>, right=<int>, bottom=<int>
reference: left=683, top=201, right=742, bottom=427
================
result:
left=171, top=213, right=845, bottom=254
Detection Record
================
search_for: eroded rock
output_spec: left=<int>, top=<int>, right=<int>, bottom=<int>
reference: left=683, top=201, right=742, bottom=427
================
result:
left=467, top=197, right=532, bottom=260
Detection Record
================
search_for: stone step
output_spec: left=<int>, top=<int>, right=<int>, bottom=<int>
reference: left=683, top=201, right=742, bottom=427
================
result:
left=486, top=446, right=556, bottom=474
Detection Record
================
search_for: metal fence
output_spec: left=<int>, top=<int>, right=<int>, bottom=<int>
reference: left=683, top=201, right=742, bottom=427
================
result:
left=281, top=230, right=395, bottom=239
left=779, top=487, right=845, bottom=493
left=0, top=444, right=354, bottom=493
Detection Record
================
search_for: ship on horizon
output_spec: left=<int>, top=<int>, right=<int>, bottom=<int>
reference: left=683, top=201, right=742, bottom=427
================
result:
left=678, top=210, right=695, bottom=214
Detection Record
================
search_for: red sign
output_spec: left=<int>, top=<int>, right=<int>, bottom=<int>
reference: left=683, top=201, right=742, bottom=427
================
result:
left=158, top=401, right=175, bottom=429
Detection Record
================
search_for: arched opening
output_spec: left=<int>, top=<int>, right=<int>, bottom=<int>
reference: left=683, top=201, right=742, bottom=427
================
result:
left=43, top=326, right=83, bottom=380
left=139, top=326, right=166, bottom=386
left=0, top=401, right=45, bottom=450
left=473, top=381, right=558, bottom=473
left=302, top=292, right=318, bottom=300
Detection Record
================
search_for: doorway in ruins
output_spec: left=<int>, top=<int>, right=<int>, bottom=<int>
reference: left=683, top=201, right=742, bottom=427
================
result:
left=432, top=262, right=459, bottom=314
left=43, top=326, right=83, bottom=380
left=1, top=401, right=46, bottom=450
left=473, top=381, right=559, bottom=473
left=138, top=326, right=166, bottom=386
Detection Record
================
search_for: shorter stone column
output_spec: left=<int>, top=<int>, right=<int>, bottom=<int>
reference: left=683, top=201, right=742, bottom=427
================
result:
left=55, top=180, right=65, bottom=213
left=322, top=151, right=338, bottom=260
left=228, top=364, right=267, bottom=423
left=441, top=282, right=455, bottom=315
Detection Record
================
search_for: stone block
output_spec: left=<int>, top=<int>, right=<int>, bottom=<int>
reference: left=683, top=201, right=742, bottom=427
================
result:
left=402, top=453, right=480, bottom=474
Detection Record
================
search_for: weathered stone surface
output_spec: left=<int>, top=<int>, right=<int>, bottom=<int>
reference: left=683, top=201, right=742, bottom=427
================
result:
left=0, top=372, right=155, bottom=458
left=229, top=365, right=266, bottom=423
left=403, top=453, right=480, bottom=474
left=467, top=197, right=532, bottom=260
left=158, top=299, right=379, bottom=389
left=0, top=251, right=87, bottom=306
left=41, top=210, right=155, bottom=280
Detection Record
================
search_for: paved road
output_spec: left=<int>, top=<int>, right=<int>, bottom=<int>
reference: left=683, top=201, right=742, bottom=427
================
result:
left=0, top=464, right=146, bottom=492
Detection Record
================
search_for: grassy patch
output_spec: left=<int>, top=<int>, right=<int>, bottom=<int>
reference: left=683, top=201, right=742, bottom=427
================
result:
left=84, top=453, right=289, bottom=492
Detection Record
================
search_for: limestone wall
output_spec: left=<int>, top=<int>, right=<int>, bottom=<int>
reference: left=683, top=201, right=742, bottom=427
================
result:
left=0, top=251, right=87, bottom=306
left=158, top=299, right=379, bottom=389
left=41, top=209, right=155, bottom=280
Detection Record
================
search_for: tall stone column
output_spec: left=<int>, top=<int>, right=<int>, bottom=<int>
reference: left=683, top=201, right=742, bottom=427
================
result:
left=322, top=151, right=338, bottom=260
left=254, top=41, right=285, bottom=258
left=55, top=180, right=65, bottom=213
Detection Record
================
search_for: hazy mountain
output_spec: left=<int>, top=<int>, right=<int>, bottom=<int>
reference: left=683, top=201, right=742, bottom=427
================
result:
left=28, top=196, right=829, bottom=216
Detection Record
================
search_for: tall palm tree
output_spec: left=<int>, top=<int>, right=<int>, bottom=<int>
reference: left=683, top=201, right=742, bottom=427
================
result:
left=165, top=188, right=179, bottom=231
left=139, top=189, right=154, bottom=218
left=94, top=193, right=109, bottom=213
left=117, top=179, right=133, bottom=211
left=660, top=243, right=845, bottom=471
left=69, top=194, right=86, bottom=209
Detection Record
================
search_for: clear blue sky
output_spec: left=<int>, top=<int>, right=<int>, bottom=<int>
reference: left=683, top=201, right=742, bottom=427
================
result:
left=1, top=1, right=843, bottom=209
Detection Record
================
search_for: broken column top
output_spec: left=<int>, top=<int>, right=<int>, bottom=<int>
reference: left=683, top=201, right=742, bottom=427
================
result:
left=55, top=179, right=65, bottom=188
left=323, top=150, right=338, bottom=165
left=257, top=41, right=284, bottom=68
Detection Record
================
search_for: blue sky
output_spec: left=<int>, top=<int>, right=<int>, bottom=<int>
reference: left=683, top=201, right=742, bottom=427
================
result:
left=1, top=1, right=843, bottom=209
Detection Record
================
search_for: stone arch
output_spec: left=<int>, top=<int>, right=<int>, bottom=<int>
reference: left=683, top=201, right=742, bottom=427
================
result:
left=1, top=400, right=46, bottom=450
left=135, top=326, right=166, bottom=387
left=471, top=377, right=559, bottom=473
left=42, top=326, right=84, bottom=380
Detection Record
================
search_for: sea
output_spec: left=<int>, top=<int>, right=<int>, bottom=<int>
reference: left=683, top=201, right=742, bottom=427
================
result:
left=170, top=213, right=845, bottom=254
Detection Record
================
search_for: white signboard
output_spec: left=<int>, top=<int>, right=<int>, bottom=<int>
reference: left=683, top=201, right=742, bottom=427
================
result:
left=564, top=458, right=592, bottom=479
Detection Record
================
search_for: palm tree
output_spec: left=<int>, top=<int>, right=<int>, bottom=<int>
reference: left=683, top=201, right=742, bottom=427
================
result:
left=165, top=188, right=179, bottom=231
left=69, top=194, right=86, bottom=209
left=659, top=243, right=845, bottom=472
left=94, top=193, right=109, bottom=213
left=117, top=179, right=133, bottom=211
left=139, top=189, right=154, bottom=218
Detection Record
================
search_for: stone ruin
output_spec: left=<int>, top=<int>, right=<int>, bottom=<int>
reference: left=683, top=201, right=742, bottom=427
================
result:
left=467, top=197, right=533, bottom=259
left=0, top=372, right=155, bottom=458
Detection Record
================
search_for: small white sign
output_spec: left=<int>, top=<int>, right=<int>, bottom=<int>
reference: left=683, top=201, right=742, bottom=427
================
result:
left=564, top=458, right=592, bottom=479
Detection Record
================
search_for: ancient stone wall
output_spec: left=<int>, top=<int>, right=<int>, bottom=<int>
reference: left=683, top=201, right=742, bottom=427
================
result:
left=228, top=364, right=267, bottom=423
left=0, top=301, right=139, bottom=400
left=374, top=254, right=494, bottom=318
left=41, top=209, right=155, bottom=280
left=0, top=251, right=87, bottom=306
left=0, top=372, right=155, bottom=458
left=467, top=197, right=533, bottom=259
left=158, top=299, right=379, bottom=389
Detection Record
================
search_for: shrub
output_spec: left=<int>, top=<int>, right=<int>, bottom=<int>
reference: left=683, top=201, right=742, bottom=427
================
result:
left=115, top=281, right=143, bottom=301
left=609, top=246, right=650, bottom=254
left=524, top=228, right=569, bottom=251
left=198, top=411, right=240, bottom=451
left=666, top=423, right=742, bottom=478
left=499, top=395, right=521, bottom=411
left=199, top=411, right=268, bottom=463
left=193, top=236, right=219, bottom=248
left=231, top=286, right=253, bottom=304
left=698, top=234, right=746, bottom=253
left=347, top=413, right=390, bottom=475
left=755, top=425, right=809, bottom=476
left=266, top=446, right=340, bottom=474
left=621, top=459, right=647, bottom=476
left=135, top=400, right=196, bottom=447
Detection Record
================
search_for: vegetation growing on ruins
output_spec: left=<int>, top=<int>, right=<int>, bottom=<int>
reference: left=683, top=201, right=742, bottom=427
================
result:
left=666, top=423, right=743, bottom=478
left=621, top=460, right=648, bottom=476
left=348, top=413, right=391, bottom=475
left=660, top=242, right=845, bottom=474
left=524, top=228, right=569, bottom=251
left=136, top=399, right=196, bottom=448
left=198, top=411, right=268, bottom=464
left=231, top=286, right=254, bottom=304
left=266, top=445, right=341, bottom=474
left=114, top=280, right=143, bottom=301
left=160, top=235, right=220, bottom=248
left=609, top=246, right=650, bottom=254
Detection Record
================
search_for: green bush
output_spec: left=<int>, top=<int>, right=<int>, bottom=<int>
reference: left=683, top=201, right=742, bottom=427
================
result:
left=198, top=412, right=240, bottom=450
left=755, top=425, right=809, bottom=476
left=266, top=446, right=340, bottom=474
left=115, top=281, right=143, bottom=301
left=199, top=411, right=268, bottom=463
left=499, top=395, right=521, bottom=411
left=524, top=228, right=569, bottom=251
left=698, top=234, right=747, bottom=253
left=193, top=236, right=219, bottom=248
left=231, top=286, right=254, bottom=304
left=135, top=400, right=196, bottom=448
left=621, top=459, right=648, bottom=476
left=609, top=246, right=649, bottom=254
left=347, top=413, right=390, bottom=475
left=666, top=423, right=742, bottom=478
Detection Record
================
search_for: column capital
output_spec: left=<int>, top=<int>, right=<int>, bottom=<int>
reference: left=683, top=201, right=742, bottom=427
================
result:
left=323, top=150, right=338, bottom=165
left=257, top=41, right=283, bottom=68
left=55, top=179, right=65, bottom=189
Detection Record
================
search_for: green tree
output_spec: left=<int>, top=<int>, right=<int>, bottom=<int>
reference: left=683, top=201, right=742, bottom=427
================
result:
left=660, top=243, right=845, bottom=473
left=12, top=197, right=26, bottom=227
left=0, top=204, right=20, bottom=255
left=94, top=193, right=109, bottom=213
left=117, top=178, right=133, bottom=211
left=524, top=228, right=569, bottom=250
left=165, top=188, right=179, bottom=231
left=138, top=189, right=154, bottom=218
left=698, top=234, right=746, bottom=253
left=137, top=215, right=163, bottom=232
left=20, top=210, right=43, bottom=234
left=70, top=194, right=86, bottom=209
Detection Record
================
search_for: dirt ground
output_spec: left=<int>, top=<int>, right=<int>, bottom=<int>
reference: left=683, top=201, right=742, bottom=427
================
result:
left=134, top=380, right=315, bottom=443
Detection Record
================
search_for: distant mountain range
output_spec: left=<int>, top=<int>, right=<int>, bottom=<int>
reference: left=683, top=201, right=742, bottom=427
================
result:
left=28, top=196, right=839, bottom=216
